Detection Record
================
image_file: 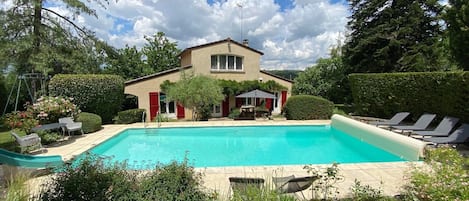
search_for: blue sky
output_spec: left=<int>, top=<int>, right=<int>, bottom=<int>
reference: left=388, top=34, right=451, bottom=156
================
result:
left=44, top=0, right=349, bottom=70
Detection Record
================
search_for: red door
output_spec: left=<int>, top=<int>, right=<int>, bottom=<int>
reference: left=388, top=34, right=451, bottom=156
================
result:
left=281, top=91, right=287, bottom=108
left=266, top=98, right=272, bottom=110
left=149, top=92, right=159, bottom=121
left=177, top=103, right=185, bottom=119
left=222, top=97, right=230, bottom=117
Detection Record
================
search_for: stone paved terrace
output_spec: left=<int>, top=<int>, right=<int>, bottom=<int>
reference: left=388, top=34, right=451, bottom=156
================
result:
left=24, top=120, right=427, bottom=199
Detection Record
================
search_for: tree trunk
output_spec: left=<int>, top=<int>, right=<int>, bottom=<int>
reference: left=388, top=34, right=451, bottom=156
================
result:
left=32, top=0, right=43, bottom=72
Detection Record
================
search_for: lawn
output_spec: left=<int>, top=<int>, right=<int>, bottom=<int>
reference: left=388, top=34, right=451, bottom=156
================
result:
left=0, top=126, right=19, bottom=151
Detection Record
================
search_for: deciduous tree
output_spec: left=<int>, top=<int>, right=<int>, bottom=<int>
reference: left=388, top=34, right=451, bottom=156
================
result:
left=142, top=32, right=181, bottom=73
left=166, top=74, right=224, bottom=121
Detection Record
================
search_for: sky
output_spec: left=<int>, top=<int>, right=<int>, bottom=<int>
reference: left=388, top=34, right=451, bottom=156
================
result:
left=15, top=0, right=351, bottom=70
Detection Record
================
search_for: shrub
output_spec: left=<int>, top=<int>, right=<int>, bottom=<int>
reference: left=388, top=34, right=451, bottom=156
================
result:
left=48, top=74, right=125, bottom=123
left=3, top=111, right=39, bottom=133
left=114, top=109, right=145, bottom=124
left=349, top=72, right=469, bottom=122
left=400, top=146, right=469, bottom=200
left=38, top=153, right=138, bottom=201
left=137, top=158, right=214, bottom=200
left=283, top=95, right=334, bottom=120
left=36, top=130, right=61, bottom=145
left=349, top=180, right=392, bottom=201
left=76, top=112, right=102, bottom=133
left=27, top=96, right=80, bottom=124
left=228, top=108, right=241, bottom=119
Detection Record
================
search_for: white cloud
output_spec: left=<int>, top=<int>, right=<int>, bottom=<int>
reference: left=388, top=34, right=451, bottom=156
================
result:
left=3, top=0, right=350, bottom=70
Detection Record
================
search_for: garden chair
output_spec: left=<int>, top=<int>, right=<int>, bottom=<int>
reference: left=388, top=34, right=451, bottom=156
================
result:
left=10, top=131, right=42, bottom=153
left=423, top=124, right=469, bottom=145
left=59, top=117, right=84, bottom=136
left=368, top=112, right=410, bottom=127
left=272, top=175, right=319, bottom=200
left=412, top=116, right=459, bottom=137
left=391, top=113, right=436, bottom=134
left=228, top=177, right=264, bottom=198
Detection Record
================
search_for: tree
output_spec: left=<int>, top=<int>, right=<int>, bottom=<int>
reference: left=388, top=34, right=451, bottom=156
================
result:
left=142, top=32, right=181, bottom=73
left=104, top=45, right=151, bottom=80
left=293, top=55, right=350, bottom=103
left=446, top=0, right=469, bottom=70
left=0, top=0, right=111, bottom=75
left=343, top=0, right=444, bottom=73
left=166, top=74, right=224, bottom=121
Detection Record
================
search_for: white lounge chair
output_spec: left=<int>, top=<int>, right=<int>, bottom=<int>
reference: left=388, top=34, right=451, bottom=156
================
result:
left=10, top=131, right=42, bottom=153
left=272, top=175, right=319, bottom=200
left=59, top=117, right=84, bottom=136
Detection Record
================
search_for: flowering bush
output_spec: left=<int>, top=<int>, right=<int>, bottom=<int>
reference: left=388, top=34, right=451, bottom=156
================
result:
left=4, top=111, right=39, bottom=133
left=27, top=96, right=80, bottom=124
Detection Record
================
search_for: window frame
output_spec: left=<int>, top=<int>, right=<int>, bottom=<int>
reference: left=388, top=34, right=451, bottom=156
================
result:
left=210, top=54, right=244, bottom=71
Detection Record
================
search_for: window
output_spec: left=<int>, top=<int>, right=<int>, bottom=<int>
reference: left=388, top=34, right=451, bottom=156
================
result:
left=228, top=56, right=235, bottom=69
left=219, top=56, right=227, bottom=70
left=211, top=56, right=217, bottom=69
left=210, top=55, right=243, bottom=71
left=159, top=93, right=175, bottom=114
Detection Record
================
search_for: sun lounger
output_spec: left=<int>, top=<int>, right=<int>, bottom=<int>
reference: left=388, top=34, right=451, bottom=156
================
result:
left=423, top=124, right=469, bottom=145
left=412, top=116, right=459, bottom=137
left=272, top=175, right=318, bottom=200
left=391, top=113, right=436, bottom=133
left=368, top=112, right=410, bottom=126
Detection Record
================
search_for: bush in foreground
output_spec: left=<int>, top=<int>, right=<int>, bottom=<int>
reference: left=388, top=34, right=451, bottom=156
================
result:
left=283, top=95, right=334, bottom=120
left=38, top=154, right=215, bottom=201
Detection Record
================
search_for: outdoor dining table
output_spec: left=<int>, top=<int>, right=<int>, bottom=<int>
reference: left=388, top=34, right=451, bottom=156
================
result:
left=31, top=123, right=66, bottom=135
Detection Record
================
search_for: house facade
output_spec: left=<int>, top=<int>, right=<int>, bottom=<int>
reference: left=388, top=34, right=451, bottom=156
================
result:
left=124, top=38, right=293, bottom=121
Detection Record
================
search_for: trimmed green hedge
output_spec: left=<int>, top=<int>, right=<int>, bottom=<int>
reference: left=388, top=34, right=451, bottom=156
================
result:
left=283, top=95, right=334, bottom=120
left=114, top=109, right=145, bottom=124
left=76, top=112, right=102, bottom=133
left=49, top=74, right=124, bottom=123
left=349, top=72, right=469, bottom=122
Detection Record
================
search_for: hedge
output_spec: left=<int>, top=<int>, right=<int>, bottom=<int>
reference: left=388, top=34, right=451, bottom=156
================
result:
left=76, top=112, right=102, bottom=133
left=49, top=74, right=124, bottom=123
left=283, top=95, right=334, bottom=120
left=114, top=109, right=145, bottom=124
left=349, top=71, right=469, bottom=122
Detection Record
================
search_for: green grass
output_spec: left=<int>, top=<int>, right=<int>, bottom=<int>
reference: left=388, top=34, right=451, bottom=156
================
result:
left=0, top=126, right=19, bottom=151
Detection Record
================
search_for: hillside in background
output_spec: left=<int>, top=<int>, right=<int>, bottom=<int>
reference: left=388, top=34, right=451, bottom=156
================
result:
left=265, top=70, right=302, bottom=81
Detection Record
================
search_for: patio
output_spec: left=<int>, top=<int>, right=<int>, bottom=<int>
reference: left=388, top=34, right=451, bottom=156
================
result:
left=30, top=120, right=422, bottom=199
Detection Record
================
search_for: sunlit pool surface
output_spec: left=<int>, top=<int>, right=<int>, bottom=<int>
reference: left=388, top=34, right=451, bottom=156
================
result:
left=86, top=125, right=405, bottom=169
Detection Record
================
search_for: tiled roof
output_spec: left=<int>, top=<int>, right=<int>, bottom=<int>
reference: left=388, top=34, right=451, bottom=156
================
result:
left=124, top=65, right=192, bottom=86
left=179, top=38, right=264, bottom=56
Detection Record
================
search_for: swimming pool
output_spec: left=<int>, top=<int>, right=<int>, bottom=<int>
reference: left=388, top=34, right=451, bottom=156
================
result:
left=88, top=125, right=405, bottom=169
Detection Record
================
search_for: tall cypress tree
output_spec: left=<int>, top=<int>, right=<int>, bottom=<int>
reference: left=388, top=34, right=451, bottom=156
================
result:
left=343, top=0, right=444, bottom=73
left=446, top=0, right=469, bottom=70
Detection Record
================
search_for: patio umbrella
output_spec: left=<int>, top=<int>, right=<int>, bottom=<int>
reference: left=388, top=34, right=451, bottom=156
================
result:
left=236, top=89, right=276, bottom=117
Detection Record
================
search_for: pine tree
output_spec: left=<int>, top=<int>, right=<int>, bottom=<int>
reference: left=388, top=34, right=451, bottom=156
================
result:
left=343, top=0, right=444, bottom=73
left=446, top=0, right=469, bottom=70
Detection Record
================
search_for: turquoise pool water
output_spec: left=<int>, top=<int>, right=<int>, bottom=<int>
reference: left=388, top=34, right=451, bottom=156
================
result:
left=88, top=125, right=405, bottom=169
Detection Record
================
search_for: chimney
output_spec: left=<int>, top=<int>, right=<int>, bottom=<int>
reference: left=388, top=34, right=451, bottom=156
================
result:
left=242, top=39, right=249, bottom=46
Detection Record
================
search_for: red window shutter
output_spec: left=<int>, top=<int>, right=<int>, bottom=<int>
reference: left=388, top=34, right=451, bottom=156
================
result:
left=281, top=91, right=287, bottom=107
left=222, top=97, right=229, bottom=117
left=149, top=92, right=159, bottom=121
left=177, top=103, right=185, bottom=119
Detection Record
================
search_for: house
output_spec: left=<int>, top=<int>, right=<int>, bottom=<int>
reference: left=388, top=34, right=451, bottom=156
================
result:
left=124, top=38, right=293, bottom=121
